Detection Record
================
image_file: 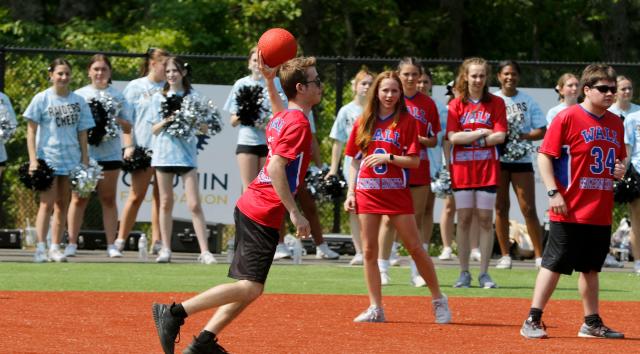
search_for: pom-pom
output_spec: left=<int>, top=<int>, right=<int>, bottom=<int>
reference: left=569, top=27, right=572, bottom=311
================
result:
left=87, top=92, right=121, bottom=146
left=162, top=95, right=223, bottom=140
left=70, top=159, right=103, bottom=198
left=431, top=168, right=453, bottom=199
left=258, top=28, right=297, bottom=67
left=614, top=165, right=640, bottom=204
left=501, top=112, right=536, bottom=162
left=304, top=165, right=347, bottom=203
left=18, top=159, right=55, bottom=191
left=235, top=85, right=267, bottom=127
left=0, top=103, right=16, bottom=143
left=122, top=146, right=152, bottom=172
left=203, top=100, right=223, bottom=136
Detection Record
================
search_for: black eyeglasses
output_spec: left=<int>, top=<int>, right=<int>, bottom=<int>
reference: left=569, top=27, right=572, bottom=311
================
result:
left=591, top=85, right=617, bottom=94
left=303, top=77, right=322, bottom=87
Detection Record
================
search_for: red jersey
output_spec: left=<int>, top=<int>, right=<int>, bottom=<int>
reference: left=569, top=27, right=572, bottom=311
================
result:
left=345, top=111, right=420, bottom=214
left=236, top=109, right=312, bottom=229
left=446, top=94, right=508, bottom=189
left=540, top=104, right=625, bottom=225
left=405, top=92, right=441, bottom=186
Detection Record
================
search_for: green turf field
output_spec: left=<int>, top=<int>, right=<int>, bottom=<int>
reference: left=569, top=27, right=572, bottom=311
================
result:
left=1, top=263, right=638, bottom=301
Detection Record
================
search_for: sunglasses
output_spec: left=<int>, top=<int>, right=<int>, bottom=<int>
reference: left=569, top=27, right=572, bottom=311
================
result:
left=303, top=77, right=322, bottom=87
left=591, top=85, right=617, bottom=94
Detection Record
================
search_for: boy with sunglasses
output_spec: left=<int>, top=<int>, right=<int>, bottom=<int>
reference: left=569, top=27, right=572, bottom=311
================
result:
left=520, top=64, right=626, bottom=339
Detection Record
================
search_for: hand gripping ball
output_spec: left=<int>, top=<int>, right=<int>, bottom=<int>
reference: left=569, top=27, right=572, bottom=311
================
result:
left=258, top=28, right=297, bottom=67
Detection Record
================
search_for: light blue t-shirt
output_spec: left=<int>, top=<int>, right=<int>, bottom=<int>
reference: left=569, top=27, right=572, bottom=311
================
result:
left=23, top=88, right=95, bottom=175
left=493, top=90, right=546, bottom=163
left=148, top=90, right=203, bottom=168
left=608, top=102, right=640, bottom=119
left=75, top=85, right=133, bottom=162
left=223, top=76, right=288, bottom=146
left=0, top=92, right=17, bottom=163
left=123, top=77, right=165, bottom=149
left=427, top=98, right=448, bottom=178
left=329, top=101, right=362, bottom=180
left=624, top=110, right=640, bottom=171
left=546, top=102, right=569, bottom=126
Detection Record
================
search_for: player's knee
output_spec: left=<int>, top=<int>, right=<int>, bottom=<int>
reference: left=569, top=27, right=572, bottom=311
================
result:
left=239, top=280, right=263, bottom=302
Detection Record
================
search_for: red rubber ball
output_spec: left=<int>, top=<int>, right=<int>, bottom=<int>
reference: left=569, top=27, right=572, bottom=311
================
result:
left=258, top=28, right=297, bottom=67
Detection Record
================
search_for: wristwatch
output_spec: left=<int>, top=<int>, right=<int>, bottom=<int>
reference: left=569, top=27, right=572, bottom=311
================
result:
left=389, top=154, right=395, bottom=161
left=547, top=189, right=558, bottom=197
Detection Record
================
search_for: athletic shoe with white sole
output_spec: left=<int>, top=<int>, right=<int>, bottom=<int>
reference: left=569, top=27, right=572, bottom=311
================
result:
left=577, top=322, right=624, bottom=339
left=151, top=240, right=163, bottom=255
left=114, top=238, right=126, bottom=252
left=273, top=243, right=291, bottom=260
left=389, top=250, right=401, bottom=266
left=34, top=248, right=48, bottom=263
left=349, top=253, right=363, bottom=266
left=520, top=318, right=547, bottom=339
left=156, top=248, right=172, bottom=263
left=63, top=243, right=78, bottom=257
left=48, top=248, right=67, bottom=262
left=496, top=255, right=512, bottom=269
left=432, top=294, right=452, bottom=324
left=470, top=248, right=481, bottom=262
left=152, top=303, right=184, bottom=354
left=380, top=271, right=391, bottom=286
left=315, top=242, right=340, bottom=259
left=411, top=275, right=427, bottom=287
left=183, top=335, right=229, bottom=354
left=107, top=245, right=123, bottom=258
left=198, top=251, right=217, bottom=265
left=603, top=254, right=623, bottom=268
left=478, top=272, right=497, bottom=289
left=353, top=306, right=385, bottom=323
left=453, top=270, right=472, bottom=288
left=438, top=247, right=456, bottom=260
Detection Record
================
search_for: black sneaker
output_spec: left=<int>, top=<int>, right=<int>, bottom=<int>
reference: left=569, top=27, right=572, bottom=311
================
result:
left=152, top=303, right=185, bottom=354
left=182, top=336, right=230, bottom=354
left=578, top=322, right=624, bottom=339
left=520, top=318, right=547, bottom=339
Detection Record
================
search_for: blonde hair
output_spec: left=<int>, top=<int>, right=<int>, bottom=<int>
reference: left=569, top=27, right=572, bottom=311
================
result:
left=555, top=73, right=578, bottom=101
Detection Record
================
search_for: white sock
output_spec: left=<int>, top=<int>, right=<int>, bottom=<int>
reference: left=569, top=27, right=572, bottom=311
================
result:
left=378, top=259, right=390, bottom=272
left=50, top=243, right=60, bottom=251
left=36, top=242, right=46, bottom=251
left=410, top=259, right=418, bottom=278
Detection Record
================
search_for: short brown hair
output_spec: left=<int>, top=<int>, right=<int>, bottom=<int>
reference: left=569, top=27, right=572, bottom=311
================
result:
left=278, top=56, right=317, bottom=99
left=580, top=64, right=616, bottom=90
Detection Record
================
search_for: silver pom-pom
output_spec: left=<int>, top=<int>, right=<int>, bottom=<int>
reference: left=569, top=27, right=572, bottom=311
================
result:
left=202, top=99, right=223, bottom=136
left=502, top=112, right=536, bottom=162
left=0, top=102, right=16, bottom=143
left=431, top=168, right=453, bottom=199
left=70, top=159, right=104, bottom=198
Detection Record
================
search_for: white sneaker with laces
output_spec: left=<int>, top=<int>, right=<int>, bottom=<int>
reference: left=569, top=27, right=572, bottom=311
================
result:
left=150, top=240, right=163, bottom=255
left=63, top=243, right=78, bottom=257
left=107, top=245, right=123, bottom=258
left=34, top=248, right=48, bottom=263
left=315, top=242, right=340, bottom=259
left=349, top=253, right=363, bottom=266
left=353, top=306, right=385, bottom=323
left=634, top=260, right=640, bottom=274
left=114, top=238, right=125, bottom=252
left=496, top=255, right=512, bottom=269
left=535, top=257, right=542, bottom=269
left=470, top=248, right=481, bottom=262
left=198, top=251, right=217, bottom=264
left=380, top=271, right=391, bottom=286
left=48, top=248, right=68, bottom=262
left=438, top=246, right=456, bottom=260
left=156, top=248, right=171, bottom=263
left=432, top=294, right=452, bottom=324
left=273, top=243, right=291, bottom=260
left=411, top=275, right=427, bottom=287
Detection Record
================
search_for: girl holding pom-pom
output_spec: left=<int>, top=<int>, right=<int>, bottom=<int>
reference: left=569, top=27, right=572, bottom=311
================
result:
left=0, top=91, right=17, bottom=179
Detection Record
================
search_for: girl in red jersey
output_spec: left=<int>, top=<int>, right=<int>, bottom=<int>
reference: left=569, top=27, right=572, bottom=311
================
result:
left=447, top=57, right=507, bottom=289
left=344, top=71, right=451, bottom=324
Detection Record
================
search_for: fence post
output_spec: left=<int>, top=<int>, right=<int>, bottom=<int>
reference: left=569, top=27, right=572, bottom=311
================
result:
left=332, top=57, right=345, bottom=234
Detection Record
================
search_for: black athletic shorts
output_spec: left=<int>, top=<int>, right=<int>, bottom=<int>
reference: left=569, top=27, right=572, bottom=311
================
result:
left=0, top=160, right=6, bottom=167
left=500, top=162, right=534, bottom=173
left=452, top=186, right=497, bottom=193
left=541, top=221, right=611, bottom=275
left=228, top=207, right=280, bottom=284
left=98, top=160, right=123, bottom=171
left=155, top=166, right=194, bottom=176
left=236, top=144, right=268, bottom=157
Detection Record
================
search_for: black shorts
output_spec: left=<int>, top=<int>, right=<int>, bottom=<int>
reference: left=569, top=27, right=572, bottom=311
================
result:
left=0, top=160, right=5, bottom=167
left=228, top=207, right=280, bottom=284
left=541, top=221, right=611, bottom=275
left=98, top=160, right=123, bottom=171
left=155, top=166, right=194, bottom=176
left=500, top=162, right=534, bottom=173
left=452, top=186, right=497, bottom=193
left=236, top=144, right=268, bottom=157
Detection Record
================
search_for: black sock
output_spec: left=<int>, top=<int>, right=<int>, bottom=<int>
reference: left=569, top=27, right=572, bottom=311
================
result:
left=170, top=302, right=188, bottom=319
left=196, top=330, right=216, bottom=344
left=585, top=313, right=602, bottom=327
left=528, top=308, right=543, bottom=322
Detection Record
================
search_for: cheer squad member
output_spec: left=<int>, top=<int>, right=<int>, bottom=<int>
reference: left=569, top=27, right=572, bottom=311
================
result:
left=152, top=54, right=317, bottom=354
left=622, top=100, right=640, bottom=274
left=493, top=60, right=546, bottom=269
left=521, top=64, right=626, bottom=339
left=344, top=71, right=451, bottom=323
left=114, top=48, right=169, bottom=254
left=327, top=68, right=374, bottom=265
left=608, top=75, right=640, bottom=119
left=65, top=54, right=133, bottom=258
left=447, top=57, right=507, bottom=288
left=546, top=73, right=579, bottom=125
left=25, top=58, right=95, bottom=263
left=0, top=91, right=17, bottom=179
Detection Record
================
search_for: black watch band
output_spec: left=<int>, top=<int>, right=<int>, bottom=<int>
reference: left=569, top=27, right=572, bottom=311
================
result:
left=547, top=189, right=558, bottom=197
left=389, top=154, right=395, bottom=161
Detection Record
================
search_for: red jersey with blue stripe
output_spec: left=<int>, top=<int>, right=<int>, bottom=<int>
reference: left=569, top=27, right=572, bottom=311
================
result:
left=345, top=111, right=420, bottom=214
left=446, top=94, right=508, bottom=189
left=540, top=104, right=625, bottom=225
left=237, top=109, right=312, bottom=228
left=405, top=92, right=441, bottom=186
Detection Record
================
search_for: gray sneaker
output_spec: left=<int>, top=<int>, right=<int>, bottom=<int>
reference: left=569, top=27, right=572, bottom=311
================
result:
left=453, top=271, right=472, bottom=288
left=520, top=318, right=547, bottom=339
left=478, top=273, right=497, bottom=289
left=353, top=306, right=385, bottom=323
left=152, top=303, right=184, bottom=354
left=432, top=294, right=452, bottom=324
left=578, top=322, right=624, bottom=339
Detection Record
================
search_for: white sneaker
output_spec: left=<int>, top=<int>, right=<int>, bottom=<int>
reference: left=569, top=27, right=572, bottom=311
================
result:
left=603, top=254, right=623, bottom=268
left=107, top=245, right=123, bottom=258
left=34, top=248, right=48, bottom=263
left=496, top=255, right=512, bottom=269
left=198, top=251, right=217, bottom=264
left=634, top=260, right=640, bottom=274
left=150, top=240, right=163, bottom=255
left=470, top=248, right=481, bottom=262
left=438, top=247, right=456, bottom=261
left=353, top=306, right=385, bottom=323
left=535, top=257, right=542, bottom=269
left=380, top=271, right=391, bottom=286
left=350, top=253, right=363, bottom=266
left=411, top=275, right=427, bottom=287
left=315, top=242, right=340, bottom=259
left=389, top=252, right=401, bottom=266
left=432, top=294, right=452, bottom=324
left=273, top=243, right=291, bottom=260
left=156, top=248, right=171, bottom=263
left=48, top=248, right=68, bottom=262
left=63, top=243, right=78, bottom=257
left=114, top=238, right=125, bottom=252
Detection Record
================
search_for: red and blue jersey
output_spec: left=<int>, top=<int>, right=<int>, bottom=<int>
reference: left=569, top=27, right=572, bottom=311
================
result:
left=345, top=111, right=420, bottom=214
left=237, top=109, right=312, bottom=229
left=405, top=92, right=441, bottom=185
left=540, top=104, right=625, bottom=225
left=446, top=94, right=508, bottom=189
